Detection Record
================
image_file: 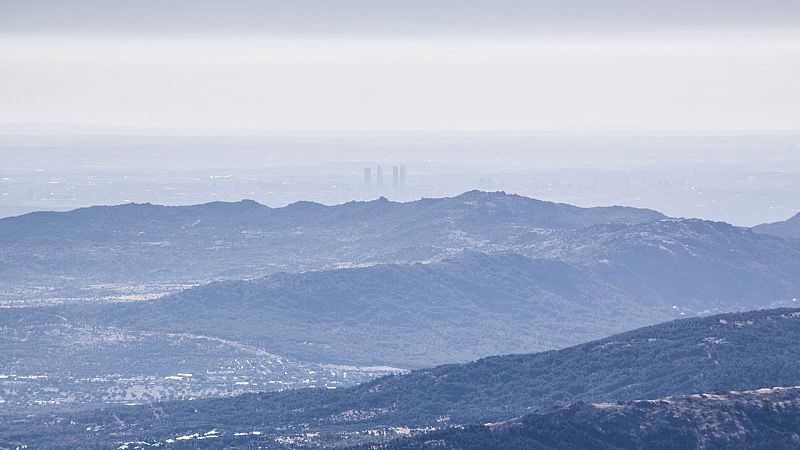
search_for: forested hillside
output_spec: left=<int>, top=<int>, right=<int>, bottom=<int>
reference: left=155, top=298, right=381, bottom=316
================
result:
left=5, top=308, right=800, bottom=449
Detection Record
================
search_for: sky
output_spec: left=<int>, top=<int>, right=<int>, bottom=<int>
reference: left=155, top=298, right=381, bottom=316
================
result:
left=1, top=0, right=799, bottom=132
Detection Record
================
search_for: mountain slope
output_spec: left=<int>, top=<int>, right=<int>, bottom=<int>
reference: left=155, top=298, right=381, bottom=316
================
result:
left=0, top=191, right=663, bottom=292
left=57, top=222, right=800, bottom=368
left=6, top=308, right=800, bottom=449
left=753, top=212, right=800, bottom=240
left=377, top=386, right=800, bottom=450
left=10, top=226, right=799, bottom=413
left=60, top=252, right=669, bottom=367
left=526, top=218, right=800, bottom=309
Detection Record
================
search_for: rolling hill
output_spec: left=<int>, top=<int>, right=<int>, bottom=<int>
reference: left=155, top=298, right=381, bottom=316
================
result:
left=753, top=212, right=800, bottom=240
left=53, top=220, right=800, bottom=368
left=525, top=218, right=800, bottom=309
left=375, top=386, right=800, bottom=450
left=0, top=191, right=663, bottom=295
left=64, top=252, right=673, bottom=367
left=5, top=308, right=800, bottom=449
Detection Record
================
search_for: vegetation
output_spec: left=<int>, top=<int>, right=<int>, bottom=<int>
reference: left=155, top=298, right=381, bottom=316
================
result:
left=5, top=308, right=800, bottom=448
left=0, top=191, right=664, bottom=288
left=63, top=252, right=674, bottom=367
left=753, top=212, right=800, bottom=240
left=373, top=387, right=800, bottom=450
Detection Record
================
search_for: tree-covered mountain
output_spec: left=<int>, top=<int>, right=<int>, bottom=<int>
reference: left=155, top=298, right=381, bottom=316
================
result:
left=62, top=252, right=674, bottom=367
left=5, top=191, right=798, bottom=320
left=525, top=218, right=800, bottom=309
left=10, top=218, right=797, bottom=377
left=5, top=308, right=800, bottom=449
left=49, top=217, right=799, bottom=367
left=374, top=386, right=800, bottom=450
left=753, top=212, right=800, bottom=240
left=0, top=191, right=663, bottom=291
left=8, top=215, right=800, bottom=414
left=5, top=192, right=800, bottom=431
left=5, top=206, right=800, bottom=415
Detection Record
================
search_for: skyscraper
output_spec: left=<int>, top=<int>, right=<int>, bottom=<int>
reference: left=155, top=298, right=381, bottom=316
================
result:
left=399, top=165, right=406, bottom=187
left=364, top=167, right=372, bottom=187
left=376, top=166, right=383, bottom=188
left=392, top=166, right=399, bottom=189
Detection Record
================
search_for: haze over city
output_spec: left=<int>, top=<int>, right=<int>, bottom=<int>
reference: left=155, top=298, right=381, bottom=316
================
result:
left=3, top=2, right=800, bottom=449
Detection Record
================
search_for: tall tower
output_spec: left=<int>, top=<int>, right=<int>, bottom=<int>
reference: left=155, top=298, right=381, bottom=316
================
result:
left=399, top=165, right=407, bottom=188
left=392, top=166, right=400, bottom=189
left=364, top=167, right=372, bottom=187
left=376, top=166, right=383, bottom=188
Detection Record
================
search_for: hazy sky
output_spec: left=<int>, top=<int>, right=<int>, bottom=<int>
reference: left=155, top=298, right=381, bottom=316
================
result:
left=1, top=0, right=799, bottom=132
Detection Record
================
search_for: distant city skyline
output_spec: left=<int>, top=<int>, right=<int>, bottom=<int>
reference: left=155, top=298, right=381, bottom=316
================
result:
left=364, top=165, right=407, bottom=190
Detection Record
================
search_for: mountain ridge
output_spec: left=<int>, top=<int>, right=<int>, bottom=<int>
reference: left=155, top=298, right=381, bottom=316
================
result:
left=6, top=307, right=800, bottom=449
left=0, top=191, right=666, bottom=295
left=33, top=235, right=800, bottom=368
left=753, top=212, right=800, bottom=240
left=373, top=385, right=800, bottom=450
left=58, top=251, right=667, bottom=367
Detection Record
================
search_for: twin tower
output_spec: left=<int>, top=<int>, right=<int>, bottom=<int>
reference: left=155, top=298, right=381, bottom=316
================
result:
left=364, top=165, right=406, bottom=189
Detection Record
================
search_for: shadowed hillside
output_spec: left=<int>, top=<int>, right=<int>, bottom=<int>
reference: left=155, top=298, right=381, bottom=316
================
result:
left=6, top=308, right=800, bottom=449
